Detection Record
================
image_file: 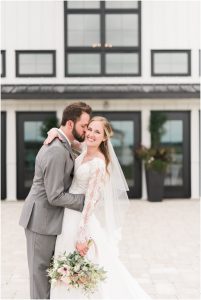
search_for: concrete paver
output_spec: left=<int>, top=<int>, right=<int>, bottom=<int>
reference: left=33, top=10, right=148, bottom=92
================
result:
left=1, top=199, right=200, bottom=299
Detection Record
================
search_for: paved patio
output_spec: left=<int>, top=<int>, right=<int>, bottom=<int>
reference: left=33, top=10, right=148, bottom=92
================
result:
left=1, top=199, right=200, bottom=300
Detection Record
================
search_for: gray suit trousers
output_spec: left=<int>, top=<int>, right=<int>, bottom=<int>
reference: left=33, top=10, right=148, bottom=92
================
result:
left=25, top=229, right=57, bottom=299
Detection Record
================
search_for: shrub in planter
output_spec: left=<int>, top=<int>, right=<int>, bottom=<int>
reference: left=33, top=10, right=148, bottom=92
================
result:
left=135, top=112, right=174, bottom=201
left=135, top=146, right=173, bottom=201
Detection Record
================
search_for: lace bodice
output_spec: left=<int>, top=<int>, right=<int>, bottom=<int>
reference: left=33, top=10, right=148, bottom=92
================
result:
left=69, top=157, right=106, bottom=243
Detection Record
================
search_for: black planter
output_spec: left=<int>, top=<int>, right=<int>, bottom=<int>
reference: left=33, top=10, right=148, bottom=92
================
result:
left=145, top=169, right=165, bottom=202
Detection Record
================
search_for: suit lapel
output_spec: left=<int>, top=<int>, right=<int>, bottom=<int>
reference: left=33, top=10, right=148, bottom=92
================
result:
left=62, top=140, right=75, bottom=162
left=57, top=132, right=75, bottom=162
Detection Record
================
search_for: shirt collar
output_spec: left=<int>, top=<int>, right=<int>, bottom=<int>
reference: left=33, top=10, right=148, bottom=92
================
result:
left=58, top=129, right=71, bottom=146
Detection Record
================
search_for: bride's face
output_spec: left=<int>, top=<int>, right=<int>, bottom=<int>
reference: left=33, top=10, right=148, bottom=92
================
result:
left=85, top=120, right=106, bottom=148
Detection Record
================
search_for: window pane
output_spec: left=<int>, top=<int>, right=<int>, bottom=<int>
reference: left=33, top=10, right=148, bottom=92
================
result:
left=154, top=52, right=189, bottom=74
left=1, top=51, right=5, bottom=77
left=68, top=1, right=100, bottom=9
left=105, top=1, right=138, bottom=9
left=106, top=14, right=138, bottom=46
left=24, top=121, right=44, bottom=188
left=1, top=112, right=6, bottom=199
left=19, top=53, right=53, bottom=75
left=68, top=53, right=100, bottom=74
left=1, top=53, right=3, bottom=76
left=106, top=53, right=138, bottom=74
left=68, top=14, right=100, bottom=46
left=161, top=120, right=183, bottom=186
left=110, top=121, right=134, bottom=187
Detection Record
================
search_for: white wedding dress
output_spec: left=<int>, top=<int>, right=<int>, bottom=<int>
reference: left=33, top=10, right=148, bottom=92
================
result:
left=50, top=156, right=151, bottom=300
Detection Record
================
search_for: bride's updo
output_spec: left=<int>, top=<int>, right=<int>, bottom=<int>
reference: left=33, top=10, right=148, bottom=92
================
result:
left=88, top=116, right=113, bottom=172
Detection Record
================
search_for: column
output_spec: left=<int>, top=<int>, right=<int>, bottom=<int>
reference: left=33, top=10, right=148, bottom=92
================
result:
left=191, top=109, right=200, bottom=199
left=6, top=107, right=17, bottom=200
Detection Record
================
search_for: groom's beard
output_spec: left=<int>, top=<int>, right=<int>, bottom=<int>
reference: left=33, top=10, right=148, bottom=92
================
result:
left=72, top=125, right=85, bottom=142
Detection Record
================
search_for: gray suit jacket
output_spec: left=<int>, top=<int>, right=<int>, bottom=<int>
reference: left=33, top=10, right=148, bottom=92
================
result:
left=19, top=136, right=84, bottom=235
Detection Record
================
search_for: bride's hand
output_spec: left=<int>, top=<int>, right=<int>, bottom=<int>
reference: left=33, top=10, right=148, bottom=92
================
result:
left=43, top=128, right=62, bottom=145
left=76, top=241, right=89, bottom=257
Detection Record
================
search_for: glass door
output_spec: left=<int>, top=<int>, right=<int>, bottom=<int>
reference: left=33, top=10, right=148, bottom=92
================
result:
left=16, top=112, right=56, bottom=199
left=96, top=112, right=141, bottom=198
left=1, top=112, right=6, bottom=200
left=158, top=111, right=191, bottom=198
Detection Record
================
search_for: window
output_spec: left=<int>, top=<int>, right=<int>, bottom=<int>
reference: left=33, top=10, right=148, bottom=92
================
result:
left=94, top=111, right=141, bottom=198
left=16, top=112, right=57, bottom=199
left=151, top=111, right=191, bottom=198
left=199, top=50, right=201, bottom=76
left=64, top=1, right=141, bottom=76
left=16, top=50, right=56, bottom=77
left=1, top=112, right=6, bottom=200
left=151, top=50, right=191, bottom=76
left=1, top=50, right=6, bottom=77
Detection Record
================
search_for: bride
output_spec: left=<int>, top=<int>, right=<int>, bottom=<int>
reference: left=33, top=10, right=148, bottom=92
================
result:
left=45, top=116, right=151, bottom=300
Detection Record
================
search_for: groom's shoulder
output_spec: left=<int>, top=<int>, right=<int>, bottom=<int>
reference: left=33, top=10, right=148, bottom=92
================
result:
left=37, top=139, right=68, bottom=160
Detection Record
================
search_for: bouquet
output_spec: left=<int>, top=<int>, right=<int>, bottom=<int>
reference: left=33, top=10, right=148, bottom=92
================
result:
left=47, top=240, right=107, bottom=296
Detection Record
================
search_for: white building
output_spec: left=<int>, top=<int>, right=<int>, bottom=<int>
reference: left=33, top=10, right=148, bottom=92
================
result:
left=1, top=0, right=200, bottom=201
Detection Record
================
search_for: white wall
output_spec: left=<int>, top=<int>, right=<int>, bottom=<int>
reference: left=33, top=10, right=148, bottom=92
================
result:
left=1, top=0, right=200, bottom=85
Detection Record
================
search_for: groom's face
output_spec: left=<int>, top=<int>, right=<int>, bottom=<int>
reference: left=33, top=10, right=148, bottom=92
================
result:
left=72, top=112, right=90, bottom=142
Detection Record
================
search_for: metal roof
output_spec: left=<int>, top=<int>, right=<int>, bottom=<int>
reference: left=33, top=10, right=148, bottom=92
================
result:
left=1, top=84, right=200, bottom=99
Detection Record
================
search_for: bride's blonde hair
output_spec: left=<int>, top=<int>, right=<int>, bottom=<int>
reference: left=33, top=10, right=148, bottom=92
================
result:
left=88, top=116, right=113, bottom=173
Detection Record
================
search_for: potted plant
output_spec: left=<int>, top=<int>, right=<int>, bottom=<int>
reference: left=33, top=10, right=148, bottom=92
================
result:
left=135, top=112, right=173, bottom=202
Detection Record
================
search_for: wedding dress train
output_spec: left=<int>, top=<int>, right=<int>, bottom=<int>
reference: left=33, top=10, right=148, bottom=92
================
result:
left=50, top=157, right=151, bottom=299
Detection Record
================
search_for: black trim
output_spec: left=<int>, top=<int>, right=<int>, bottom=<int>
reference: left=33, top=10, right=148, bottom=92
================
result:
left=1, top=50, right=6, bottom=77
left=151, top=50, right=191, bottom=76
left=16, top=112, right=56, bottom=199
left=1, top=112, right=6, bottom=199
left=15, top=50, right=56, bottom=77
left=64, top=1, right=141, bottom=76
left=1, top=84, right=200, bottom=100
left=95, top=111, right=142, bottom=199
left=155, top=111, right=191, bottom=198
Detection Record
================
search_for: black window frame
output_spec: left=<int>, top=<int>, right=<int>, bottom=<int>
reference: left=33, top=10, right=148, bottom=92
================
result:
left=16, top=111, right=57, bottom=199
left=15, top=50, right=56, bottom=77
left=1, top=112, right=6, bottom=200
left=1, top=50, right=6, bottom=77
left=151, top=49, right=191, bottom=77
left=153, top=111, right=191, bottom=198
left=94, top=111, right=142, bottom=199
left=64, top=1, right=141, bottom=77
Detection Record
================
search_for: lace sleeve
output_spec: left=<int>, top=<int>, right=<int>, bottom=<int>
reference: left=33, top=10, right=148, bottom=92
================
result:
left=77, top=159, right=105, bottom=243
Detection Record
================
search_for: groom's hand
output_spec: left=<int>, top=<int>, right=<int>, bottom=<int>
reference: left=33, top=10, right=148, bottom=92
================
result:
left=76, top=241, right=89, bottom=256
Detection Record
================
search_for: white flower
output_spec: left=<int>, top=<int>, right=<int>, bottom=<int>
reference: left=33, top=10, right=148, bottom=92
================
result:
left=51, top=278, right=57, bottom=286
left=74, top=265, right=80, bottom=272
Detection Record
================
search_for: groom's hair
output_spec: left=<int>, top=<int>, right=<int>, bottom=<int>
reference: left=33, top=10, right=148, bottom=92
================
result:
left=61, top=102, right=92, bottom=126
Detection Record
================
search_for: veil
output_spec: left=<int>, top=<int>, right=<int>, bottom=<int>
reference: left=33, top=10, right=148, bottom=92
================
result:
left=103, top=140, right=130, bottom=250
left=78, top=140, right=130, bottom=255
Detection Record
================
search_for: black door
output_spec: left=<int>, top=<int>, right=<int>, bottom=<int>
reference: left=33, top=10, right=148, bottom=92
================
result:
left=1, top=112, right=6, bottom=200
left=157, top=111, right=191, bottom=198
left=16, top=112, right=56, bottom=199
left=95, top=112, right=141, bottom=198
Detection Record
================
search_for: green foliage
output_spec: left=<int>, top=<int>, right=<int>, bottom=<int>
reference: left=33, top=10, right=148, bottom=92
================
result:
left=40, top=116, right=59, bottom=138
left=149, top=112, right=167, bottom=147
left=135, top=112, right=174, bottom=173
left=135, top=146, right=173, bottom=173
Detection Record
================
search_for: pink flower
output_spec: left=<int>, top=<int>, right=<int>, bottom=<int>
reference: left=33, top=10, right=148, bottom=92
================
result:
left=57, top=266, right=68, bottom=275
left=60, top=275, right=71, bottom=285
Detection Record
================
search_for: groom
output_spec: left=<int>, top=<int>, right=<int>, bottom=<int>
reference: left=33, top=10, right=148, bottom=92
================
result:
left=19, top=102, right=92, bottom=299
